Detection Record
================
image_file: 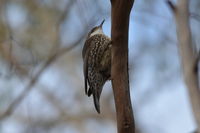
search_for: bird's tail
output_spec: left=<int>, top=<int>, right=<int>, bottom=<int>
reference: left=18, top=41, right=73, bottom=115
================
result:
left=89, top=76, right=106, bottom=113
left=93, top=86, right=102, bottom=113
left=93, top=92, right=101, bottom=113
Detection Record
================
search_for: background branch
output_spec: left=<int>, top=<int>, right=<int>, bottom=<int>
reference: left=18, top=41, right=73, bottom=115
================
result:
left=0, top=33, right=85, bottom=120
left=167, top=0, right=200, bottom=132
left=0, top=2, right=98, bottom=120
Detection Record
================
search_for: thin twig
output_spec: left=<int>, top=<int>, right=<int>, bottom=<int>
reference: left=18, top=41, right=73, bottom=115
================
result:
left=0, top=35, right=84, bottom=120
left=2, top=0, right=14, bottom=72
left=56, top=0, right=77, bottom=26
left=167, top=0, right=176, bottom=12
left=51, top=0, right=77, bottom=52
left=190, top=13, right=200, bottom=22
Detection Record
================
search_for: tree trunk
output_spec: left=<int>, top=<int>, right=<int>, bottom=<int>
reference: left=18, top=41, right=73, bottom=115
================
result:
left=110, top=0, right=135, bottom=133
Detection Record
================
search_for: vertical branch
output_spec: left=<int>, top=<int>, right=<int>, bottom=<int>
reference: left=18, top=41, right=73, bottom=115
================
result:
left=51, top=0, right=77, bottom=53
left=167, top=0, right=200, bottom=132
left=2, top=0, right=14, bottom=71
left=110, top=0, right=135, bottom=133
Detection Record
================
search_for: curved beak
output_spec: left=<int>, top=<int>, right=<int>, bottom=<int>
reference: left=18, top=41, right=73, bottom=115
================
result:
left=99, top=19, right=105, bottom=28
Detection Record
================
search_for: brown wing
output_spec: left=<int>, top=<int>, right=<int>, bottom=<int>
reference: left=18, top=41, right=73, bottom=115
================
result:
left=82, top=38, right=91, bottom=59
left=82, top=37, right=98, bottom=95
left=82, top=39, right=91, bottom=95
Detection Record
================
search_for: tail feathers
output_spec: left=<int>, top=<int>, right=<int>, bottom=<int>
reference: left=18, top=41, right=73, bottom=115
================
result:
left=86, top=87, right=101, bottom=113
left=87, top=71, right=107, bottom=113
left=93, top=90, right=101, bottom=113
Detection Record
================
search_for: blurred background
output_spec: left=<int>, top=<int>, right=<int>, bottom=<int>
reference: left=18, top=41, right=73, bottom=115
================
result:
left=0, top=0, right=200, bottom=133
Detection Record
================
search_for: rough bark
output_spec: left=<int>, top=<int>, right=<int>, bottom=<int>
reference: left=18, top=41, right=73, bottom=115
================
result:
left=110, top=0, right=135, bottom=133
left=167, top=0, right=200, bottom=132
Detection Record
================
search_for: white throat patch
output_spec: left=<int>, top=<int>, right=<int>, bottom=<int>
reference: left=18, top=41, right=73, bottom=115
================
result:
left=90, top=28, right=103, bottom=37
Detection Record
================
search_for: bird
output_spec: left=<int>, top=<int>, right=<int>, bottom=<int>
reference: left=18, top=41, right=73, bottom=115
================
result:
left=82, top=19, right=111, bottom=113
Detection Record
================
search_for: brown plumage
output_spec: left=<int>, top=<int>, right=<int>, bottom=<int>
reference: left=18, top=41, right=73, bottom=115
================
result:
left=82, top=20, right=111, bottom=113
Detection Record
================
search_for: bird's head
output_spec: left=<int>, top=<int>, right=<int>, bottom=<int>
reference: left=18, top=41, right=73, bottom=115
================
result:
left=87, top=19, right=105, bottom=38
